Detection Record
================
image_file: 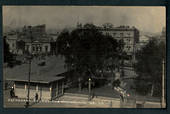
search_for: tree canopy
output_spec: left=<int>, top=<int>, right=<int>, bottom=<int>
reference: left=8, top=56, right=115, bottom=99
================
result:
left=56, top=24, right=122, bottom=81
left=134, top=39, right=166, bottom=96
left=16, top=40, right=25, bottom=50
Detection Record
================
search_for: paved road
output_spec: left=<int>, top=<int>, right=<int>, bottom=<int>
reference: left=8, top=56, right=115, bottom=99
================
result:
left=4, top=88, right=120, bottom=108
left=4, top=89, right=162, bottom=108
left=4, top=93, right=120, bottom=108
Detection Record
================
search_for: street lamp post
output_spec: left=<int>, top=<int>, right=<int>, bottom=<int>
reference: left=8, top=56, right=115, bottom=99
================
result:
left=88, top=78, right=91, bottom=101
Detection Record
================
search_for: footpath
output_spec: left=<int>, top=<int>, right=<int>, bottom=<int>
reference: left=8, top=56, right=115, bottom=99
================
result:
left=5, top=92, right=162, bottom=108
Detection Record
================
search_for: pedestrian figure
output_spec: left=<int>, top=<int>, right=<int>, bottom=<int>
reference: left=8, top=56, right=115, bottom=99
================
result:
left=12, top=88, right=15, bottom=97
left=10, top=89, right=13, bottom=98
left=120, top=94, right=124, bottom=102
left=92, top=92, right=94, bottom=99
left=110, top=101, right=112, bottom=107
left=35, top=93, right=38, bottom=102
left=10, top=88, right=15, bottom=98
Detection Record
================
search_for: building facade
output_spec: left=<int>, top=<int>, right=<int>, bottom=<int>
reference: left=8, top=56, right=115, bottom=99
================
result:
left=98, top=26, right=140, bottom=62
left=22, top=24, right=46, bottom=38
left=160, top=27, right=166, bottom=42
left=18, top=24, right=54, bottom=55
left=136, top=35, right=150, bottom=51
left=3, top=24, right=56, bottom=55
left=24, top=40, right=51, bottom=55
left=7, top=77, right=65, bottom=100
left=4, top=31, right=18, bottom=54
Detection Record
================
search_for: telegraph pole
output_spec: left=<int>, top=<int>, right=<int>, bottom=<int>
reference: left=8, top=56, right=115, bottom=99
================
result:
left=161, top=59, right=166, bottom=108
left=121, top=36, right=124, bottom=78
left=25, top=26, right=33, bottom=108
left=26, top=57, right=31, bottom=108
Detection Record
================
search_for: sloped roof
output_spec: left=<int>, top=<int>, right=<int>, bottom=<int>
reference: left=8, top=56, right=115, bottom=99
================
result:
left=17, top=34, right=54, bottom=43
left=4, top=56, right=66, bottom=84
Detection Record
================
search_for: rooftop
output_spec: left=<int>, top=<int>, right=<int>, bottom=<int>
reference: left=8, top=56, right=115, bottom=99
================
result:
left=4, top=56, right=66, bottom=84
left=17, top=35, right=53, bottom=43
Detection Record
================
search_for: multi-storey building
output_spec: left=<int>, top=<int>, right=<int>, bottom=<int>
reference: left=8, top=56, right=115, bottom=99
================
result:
left=4, top=24, right=57, bottom=55
left=160, top=27, right=166, bottom=42
left=22, top=24, right=46, bottom=38
left=17, top=24, right=54, bottom=55
left=23, top=38, right=52, bottom=55
left=161, top=27, right=166, bottom=38
left=136, top=35, right=150, bottom=51
left=98, top=26, right=140, bottom=62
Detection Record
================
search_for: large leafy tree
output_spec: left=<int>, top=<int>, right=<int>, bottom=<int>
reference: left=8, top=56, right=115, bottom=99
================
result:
left=56, top=24, right=121, bottom=90
left=134, top=39, right=165, bottom=97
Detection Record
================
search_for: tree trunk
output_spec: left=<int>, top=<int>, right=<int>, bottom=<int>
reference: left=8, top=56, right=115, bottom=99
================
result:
left=78, top=77, right=82, bottom=92
left=111, top=60, right=115, bottom=89
left=101, top=69, right=104, bottom=78
left=150, top=84, right=154, bottom=96
left=111, top=69, right=114, bottom=89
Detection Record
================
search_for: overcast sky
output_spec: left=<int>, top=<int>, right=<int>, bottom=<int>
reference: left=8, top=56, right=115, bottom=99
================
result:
left=3, top=6, right=165, bottom=33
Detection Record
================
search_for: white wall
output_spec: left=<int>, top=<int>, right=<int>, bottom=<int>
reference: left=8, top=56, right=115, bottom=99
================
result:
left=14, top=87, right=51, bottom=100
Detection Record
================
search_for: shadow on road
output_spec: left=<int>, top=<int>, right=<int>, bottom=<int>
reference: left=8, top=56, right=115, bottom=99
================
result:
left=24, top=100, right=40, bottom=108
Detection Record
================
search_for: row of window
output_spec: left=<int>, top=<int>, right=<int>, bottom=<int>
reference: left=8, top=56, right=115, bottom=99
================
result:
left=15, top=83, right=64, bottom=92
left=105, top=32, right=133, bottom=37
left=25, top=45, right=49, bottom=52
left=15, top=84, right=50, bottom=91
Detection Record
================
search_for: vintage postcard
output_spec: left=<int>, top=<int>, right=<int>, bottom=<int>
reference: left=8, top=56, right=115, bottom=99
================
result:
left=2, top=6, right=166, bottom=108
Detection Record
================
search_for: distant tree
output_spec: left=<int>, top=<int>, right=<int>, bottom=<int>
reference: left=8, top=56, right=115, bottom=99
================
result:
left=56, top=23, right=121, bottom=91
left=4, top=36, right=10, bottom=63
left=16, top=40, right=25, bottom=53
left=3, top=36, right=15, bottom=66
left=102, top=23, right=114, bottom=29
left=112, top=79, right=120, bottom=87
left=134, top=39, right=165, bottom=97
left=16, top=40, right=25, bottom=49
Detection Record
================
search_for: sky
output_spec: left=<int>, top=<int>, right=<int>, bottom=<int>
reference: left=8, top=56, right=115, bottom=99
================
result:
left=3, top=6, right=166, bottom=33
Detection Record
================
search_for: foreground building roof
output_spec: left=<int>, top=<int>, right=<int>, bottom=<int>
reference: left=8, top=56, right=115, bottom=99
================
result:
left=4, top=56, right=66, bottom=84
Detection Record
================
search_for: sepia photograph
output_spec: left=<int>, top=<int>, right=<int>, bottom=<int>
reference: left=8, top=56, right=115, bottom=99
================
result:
left=2, top=6, right=166, bottom=108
